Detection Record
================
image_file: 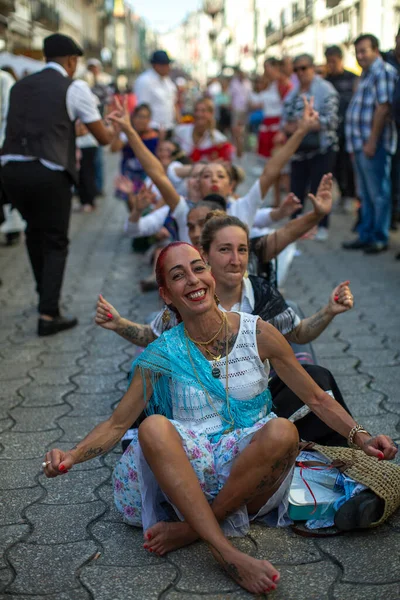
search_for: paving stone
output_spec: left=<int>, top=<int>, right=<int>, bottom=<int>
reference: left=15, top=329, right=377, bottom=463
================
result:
left=332, top=582, right=400, bottom=600
left=0, top=457, right=44, bottom=489
left=312, top=341, right=349, bottom=358
left=5, top=591, right=91, bottom=600
left=0, top=396, right=23, bottom=419
left=10, top=404, right=70, bottom=432
left=70, top=373, right=125, bottom=393
left=90, top=521, right=159, bottom=566
left=318, top=356, right=359, bottom=375
left=57, top=414, right=107, bottom=442
left=39, top=467, right=110, bottom=503
left=0, top=378, right=31, bottom=396
left=66, top=392, right=122, bottom=417
left=0, top=430, right=62, bottom=459
left=29, top=367, right=78, bottom=386
left=0, top=566, right=13, bottom=592
left=316, top=528, right=400, bottom=584
left=345, top=335, right=386, bottom=350
left=6, top=540, right=97, bottom=595
left=0, top=417, right=14, bottom=433
left=27, top=500, right=105, bottom=543
left=0, top=361, right=40, bottom=381
left=344, top=391, right=386, bottom=417
left=81, top=564, right=177, bottom=600
left=19, top=383, right=75, bottom=407
left=166, top=592, right=253, bottom=599
left=0, top=346, right=44, bottom=364
left=39, top=352, right=86, bottom=369
left=352, top=349, right=399, bottom=369
left=0, top=487, right=42, bottom=524
left=77, top=355, right=127, bottom=375
left=334, top=374, right=371, bottom=397
left=0, top=524, right=30, bottom=568
left=359, top=413, right=400, bottom=439
left=250, top=524, right=321, bottom=564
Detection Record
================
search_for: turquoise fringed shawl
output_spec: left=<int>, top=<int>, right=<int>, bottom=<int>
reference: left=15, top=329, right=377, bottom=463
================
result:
left=130, top=323, right=272, bottom=441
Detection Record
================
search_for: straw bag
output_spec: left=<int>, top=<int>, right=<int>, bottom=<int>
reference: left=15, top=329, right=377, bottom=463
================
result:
left=300, top=442, right=400, bottom=528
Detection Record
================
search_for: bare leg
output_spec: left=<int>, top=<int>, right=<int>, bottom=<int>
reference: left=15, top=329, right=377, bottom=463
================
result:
left=140, top=416, right=298, bottom=592
left=138, top=415, right=290, bottom=594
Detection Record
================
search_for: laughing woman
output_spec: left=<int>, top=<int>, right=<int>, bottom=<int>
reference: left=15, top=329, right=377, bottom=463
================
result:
left=44, top=243, right=397, bottom=596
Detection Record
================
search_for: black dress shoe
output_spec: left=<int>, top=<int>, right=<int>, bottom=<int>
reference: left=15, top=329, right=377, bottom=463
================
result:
left=334, top=490, right=384, bottom=531
left=38, top=315, right=78, bottom=337
left=364, top=243, right=388, bottom=255
left=342, top=239, right=371, bottom=250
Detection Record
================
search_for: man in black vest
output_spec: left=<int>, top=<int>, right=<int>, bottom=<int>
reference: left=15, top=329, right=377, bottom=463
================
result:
left=1, top=34, right=114, bottom=335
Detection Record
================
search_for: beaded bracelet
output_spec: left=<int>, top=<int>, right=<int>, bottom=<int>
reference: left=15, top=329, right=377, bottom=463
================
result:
left=348, top=424, right=371, bottom=449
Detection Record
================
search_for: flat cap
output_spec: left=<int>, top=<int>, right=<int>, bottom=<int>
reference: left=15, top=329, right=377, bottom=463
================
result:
left=43, top=33, right=83, bottom=58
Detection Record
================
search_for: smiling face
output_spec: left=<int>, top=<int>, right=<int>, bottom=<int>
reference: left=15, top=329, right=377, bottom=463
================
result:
left=159, top=244, right=216, bottom=318
left=157, top=141, right=175, bottom=167
left=131, top=107, right=151, bottom=134
left=194, top=100, right=214, bottom=129
left=355, top=39, right=379, bottom=71
left=203, top=225, right=249, bottom=290
left=199, top=163, right=233, bottom=198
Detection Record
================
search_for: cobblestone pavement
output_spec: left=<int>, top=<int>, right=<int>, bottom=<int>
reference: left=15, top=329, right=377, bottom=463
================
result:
left=1, top=153, right=400, bottom=600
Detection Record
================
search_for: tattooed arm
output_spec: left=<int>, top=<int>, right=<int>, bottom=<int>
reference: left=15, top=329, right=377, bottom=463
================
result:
left=95, top=294, right=156, bottom=347
left=285, top=281, right=354, bottom=344
left=43, top=369, right=153, bottom=477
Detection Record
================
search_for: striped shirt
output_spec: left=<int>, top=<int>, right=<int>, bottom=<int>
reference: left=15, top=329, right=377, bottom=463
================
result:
left=345, top=57, right=398, bottom=154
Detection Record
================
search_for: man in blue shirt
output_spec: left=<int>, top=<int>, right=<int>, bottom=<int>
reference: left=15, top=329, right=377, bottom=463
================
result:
left=344, top=34, right=398, bottom=254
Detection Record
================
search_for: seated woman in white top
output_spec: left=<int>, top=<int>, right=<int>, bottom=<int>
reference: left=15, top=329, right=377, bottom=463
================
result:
left=174, top=97, right=233, bottom=162
left=44, top=242, right=396, bottom=596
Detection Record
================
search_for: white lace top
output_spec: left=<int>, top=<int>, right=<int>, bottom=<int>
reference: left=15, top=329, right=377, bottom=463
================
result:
left=172, top=313, right=271, bottom=436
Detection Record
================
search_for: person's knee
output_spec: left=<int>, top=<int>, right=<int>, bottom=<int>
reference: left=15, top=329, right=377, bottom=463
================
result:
left=138, top=414, right=174, bottom=448
left=263, top=417, right=299, bottom=451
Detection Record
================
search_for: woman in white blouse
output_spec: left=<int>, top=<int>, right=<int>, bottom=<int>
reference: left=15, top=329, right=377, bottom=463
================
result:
left=174, top=97, right=233, bottom=162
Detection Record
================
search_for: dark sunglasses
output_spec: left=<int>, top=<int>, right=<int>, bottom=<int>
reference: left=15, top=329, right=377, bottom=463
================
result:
left=294, top=65, right=310, bottom=73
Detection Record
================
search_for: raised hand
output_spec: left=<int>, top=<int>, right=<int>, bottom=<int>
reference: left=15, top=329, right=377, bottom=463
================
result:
left=278, top=193, right=301, bottom=218
left=95, top=294, right=121, bottom=331
left=114, top=174, right=134, bottom=196
left=308, top=173, right=333, bottom=218
left=327, top=281, right=354, bottom=316
left=108, top=96, right=132, bottom=134
left=298, top=95, right=320, bottom=132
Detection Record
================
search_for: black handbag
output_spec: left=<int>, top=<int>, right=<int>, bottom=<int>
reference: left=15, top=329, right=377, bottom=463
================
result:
left=297, top=131, right=321, bottom=153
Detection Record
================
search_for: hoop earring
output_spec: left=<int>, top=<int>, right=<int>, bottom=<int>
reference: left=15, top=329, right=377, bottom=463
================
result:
left=162, top=305, right=171, bottom=325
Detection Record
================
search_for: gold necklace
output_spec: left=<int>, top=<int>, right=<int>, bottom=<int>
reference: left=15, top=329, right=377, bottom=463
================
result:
left=184, top=312, right=226, bottom=347
left=185, top=317, right=234, bottom=431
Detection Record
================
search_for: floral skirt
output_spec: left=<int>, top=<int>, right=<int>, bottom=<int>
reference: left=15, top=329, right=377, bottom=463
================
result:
left=113, top=413, right=293, bottom=536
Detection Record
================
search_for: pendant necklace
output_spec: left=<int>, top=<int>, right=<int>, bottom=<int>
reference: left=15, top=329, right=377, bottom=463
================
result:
left=204, top=347, right=223, bottom=379
left=185, top=313, right=227, bottom=378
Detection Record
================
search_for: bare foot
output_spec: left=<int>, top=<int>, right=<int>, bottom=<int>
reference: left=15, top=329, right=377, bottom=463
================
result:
left=143, top=521, right=199, bottom=555
left=210, top=544, right=280, bottom=595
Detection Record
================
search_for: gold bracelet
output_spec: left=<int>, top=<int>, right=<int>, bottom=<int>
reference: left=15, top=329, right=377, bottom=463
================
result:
left=348, top=424, right=371, bottom=449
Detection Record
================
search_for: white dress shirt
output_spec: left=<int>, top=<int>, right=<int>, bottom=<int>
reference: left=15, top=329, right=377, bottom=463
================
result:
left=173, top=123, right=228, bottom=156
left=1, top=62, right=102, bottom=171
left=0, top=70, right=15, bottom=147
left=134, top=68, right=177, bottom=130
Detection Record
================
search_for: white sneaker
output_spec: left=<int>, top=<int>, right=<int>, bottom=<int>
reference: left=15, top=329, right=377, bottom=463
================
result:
left=315, top=227, right=329, bottom=242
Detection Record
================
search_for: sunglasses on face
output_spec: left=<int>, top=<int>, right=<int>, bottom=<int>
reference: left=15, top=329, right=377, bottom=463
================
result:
left=294, top=65, right=311, bottom=73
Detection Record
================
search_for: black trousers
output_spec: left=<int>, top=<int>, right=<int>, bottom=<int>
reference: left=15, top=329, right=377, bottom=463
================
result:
left=290, top=149, right=336, bottom=229
left=1, top=161, right=72, bottom=317
left=334, top=136, right=355, bottom=199
left=270, top=364, right=350, bottom=446
left=78, top=147, right=98, bottom=206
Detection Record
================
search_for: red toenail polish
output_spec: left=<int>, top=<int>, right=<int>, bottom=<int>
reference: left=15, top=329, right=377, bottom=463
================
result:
left=143, top=544, right=148, bottom=549
left=272, top=575, right=278, bottom=582
left=59, top=464, right=66, bottom=472
left=334, top=295, right=339, bottom=302
left=147, top=533, right=152, bottom=540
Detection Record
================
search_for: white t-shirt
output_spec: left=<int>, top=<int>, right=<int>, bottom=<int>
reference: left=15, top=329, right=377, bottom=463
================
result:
left=174, top=123, right=228, bottom=157
left=258, top=82, right=283, bottom=118
left=1, top=62, right=102, bottom=170
left=134, top=69, right=177, bottom=130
